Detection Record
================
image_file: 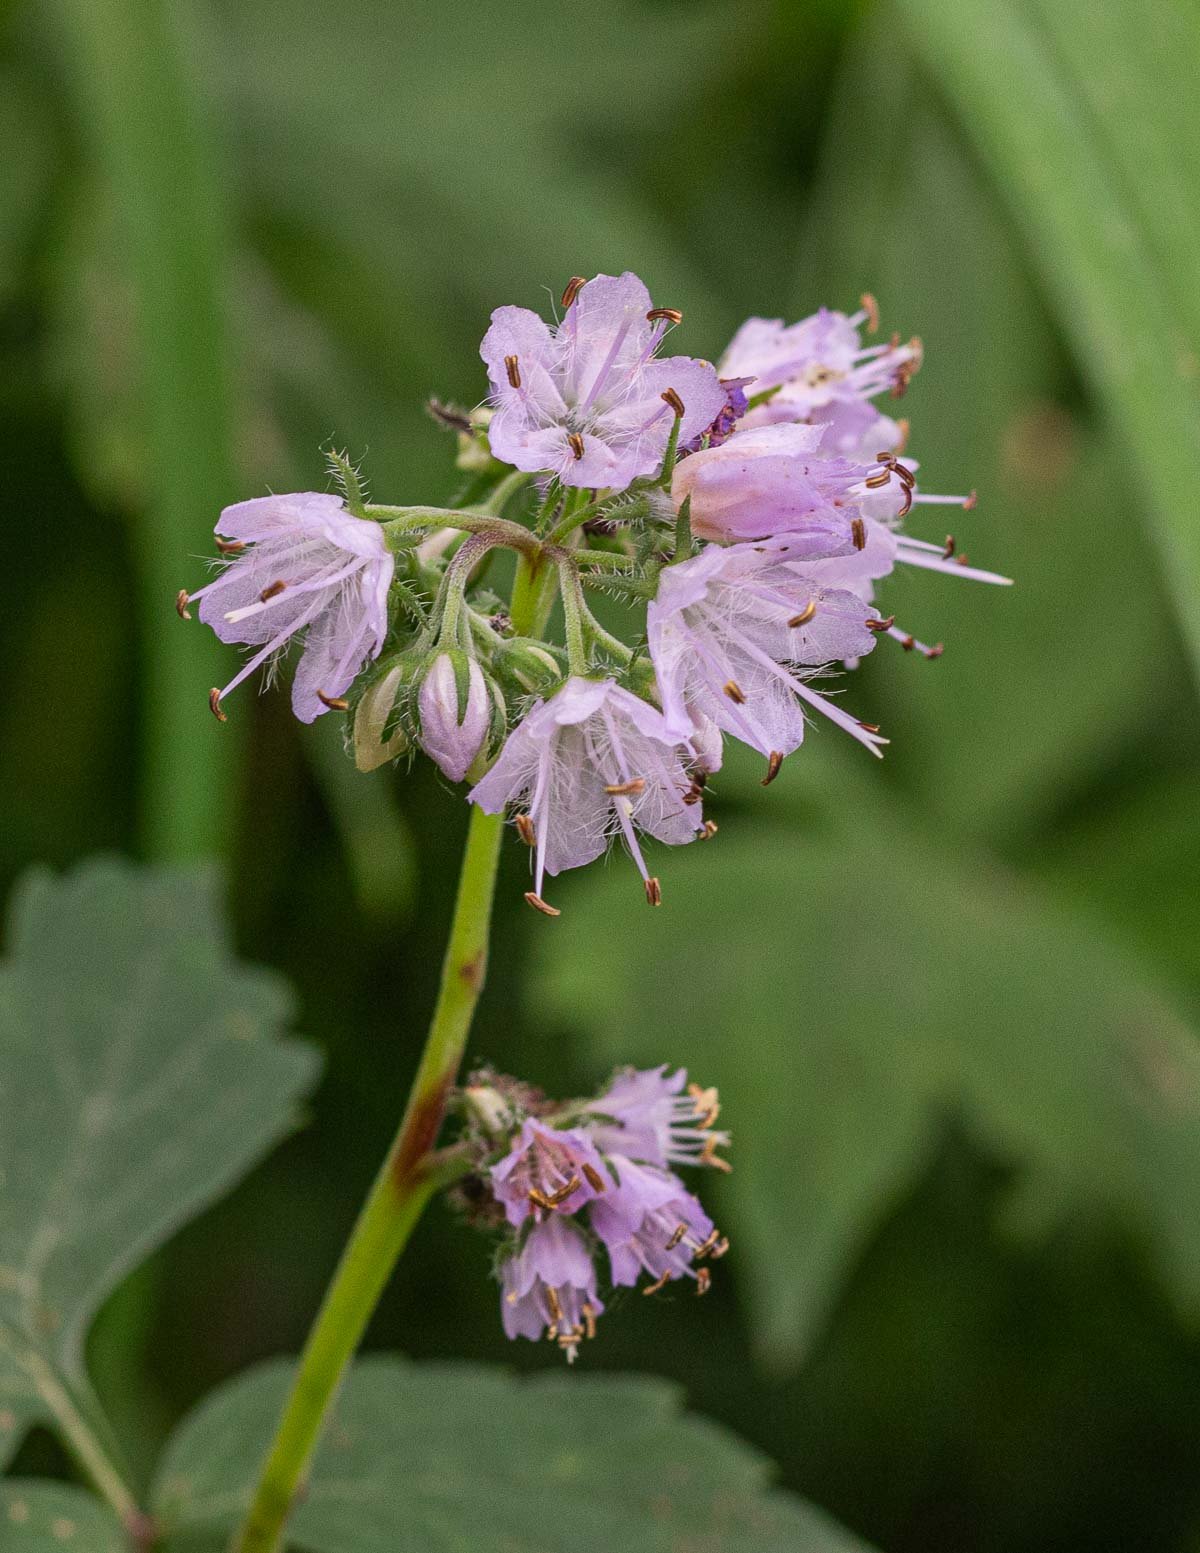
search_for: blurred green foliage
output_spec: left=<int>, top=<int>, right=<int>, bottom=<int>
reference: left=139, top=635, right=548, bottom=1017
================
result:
left=2, top=0, right=1200, bottom=1549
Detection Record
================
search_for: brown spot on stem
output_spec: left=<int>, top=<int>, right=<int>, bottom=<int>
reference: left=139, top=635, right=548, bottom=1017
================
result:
left=459, top=950, right=485, bottom=994
left=389, top=1072, right=454, bottom=1188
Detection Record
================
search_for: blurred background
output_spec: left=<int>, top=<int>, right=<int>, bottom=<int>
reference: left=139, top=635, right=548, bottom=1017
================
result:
left=4, top=0, right=1200, bottom=1548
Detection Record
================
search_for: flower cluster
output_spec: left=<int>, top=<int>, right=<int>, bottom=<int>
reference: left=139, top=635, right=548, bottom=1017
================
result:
left=455, top=1065, right=730, bottom=1361
left=180, top=270, right=1009, bottom=910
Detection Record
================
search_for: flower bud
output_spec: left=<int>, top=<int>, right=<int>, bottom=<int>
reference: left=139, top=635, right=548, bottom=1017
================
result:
left=418, top=650, right=492, bottom=782
left=491, top=637, right=566, bottom=697
left=352, top=653, right=421, bottom=772
left=671, top=422, right=858, bottom=545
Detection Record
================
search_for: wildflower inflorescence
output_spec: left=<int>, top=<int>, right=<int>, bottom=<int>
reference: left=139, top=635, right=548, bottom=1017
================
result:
left=179, top=272, right=1009, bottom=1356
left=181, top=269, right=1009, bottom=911
left=455, top=1065, right=730, bottom=1360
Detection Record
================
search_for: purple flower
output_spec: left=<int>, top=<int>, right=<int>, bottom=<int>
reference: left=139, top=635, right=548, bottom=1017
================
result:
left=584, top=1065, right=730, bottom=1173
left=647, top=538, right=888, bottom=767
left=672, top=422, right=871, bottom=545
left=417, top=650, right=493, bottom=782
left=498, top=1214, right=604, bottom=1361
left=589, top=1158, right=723, bottom=1293
left=489, top=1117, right=610, bottom=1227
left=468, top=676, right=705, bottom=913
left=183, top=493, right=393, bottom=723
left=719, top=303, right=920, bottom=429
left=480, top=272, right=727, bottom=491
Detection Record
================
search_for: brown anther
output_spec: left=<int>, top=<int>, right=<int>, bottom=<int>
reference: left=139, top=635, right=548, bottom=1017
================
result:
left=708, top=1236, right=730, bottom=1260
left=723, top=679, right=746, bottom=704
left=695, top=1227, right=722, bottom=1259
left=895, top=417, right=911, bottom=452
left=700, top=1135, right=732, bottom=1173
left=695, top=1267, right=712, bottom=1296
left=215, top=536, right=246, bottom=555
left=208, top=688, right=227, bottom=722
left=545, top=1286, right=564, bottom=1323
left=699, top=820, right=719, bottom=840
left=647, top=307, right=683, bottom=325
left=859, top=720, right=882, bottom=733
left=544, top=1175, right=582, bottom=1207
left=582, top=1162, right=607, bottom=1193
left=557, top=1327, right=584, bottom=1350
left=901, top=634, right=916, bottom=651
left=665, top=1222, right=688, bottom=1251
left=863, top=469, right=893, bottom=489
left=515, top=814, right=536, bottom=846
left=561, top=275, right=587, bottom=308
left=788, top=600, right=818, bottom=627
left=897, top=486, right=913, bottom=519
left=942, top=535, right=957, bottom=559
left=643, top=1271, right=671, bottom=1297
left=850, top=517, right=867, bottom=550
left=682, top=783, right=704, bottom=806
left=528, top=1187, right=556, bottom=1212
left=660, top=387, right=686, bottom=418
left=567, top=432, right=585, bottom=460
left=962, top=489, right=978, bottom=510
left=504, top=354, right=521, bottom=389
left=926, top=643, right=945, bottom=659
left=317, top=691, right=349, bottom=711
left=865, top=614, right=896, bottom=632
left=694, top=770, right=708, bottom=789
left=582, top=1302, right=598, bottom=1340
left=175, top=589, right=192, bottom=620
left=688, top=1083, right=720, bottom=1125
left=604, top=778, right=646, bottom=796
left=259, top=579, right=288, bottom=602
left=546, top=1322, right=559, bottom=1341
left=860, top=292, right=880, bottom=333
left=524, top=891, right=561, bottom=917
left=644, top=877, right=663, bottom=907
left=955, top=553, right=971, bottom=566
left=761, top=751, right=784, bottom=787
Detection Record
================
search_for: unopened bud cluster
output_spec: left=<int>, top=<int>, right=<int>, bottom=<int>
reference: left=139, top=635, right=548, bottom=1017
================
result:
left=181, top=271, right=1010, bottom=911
left=452, top=1065, right=730, bottom=1361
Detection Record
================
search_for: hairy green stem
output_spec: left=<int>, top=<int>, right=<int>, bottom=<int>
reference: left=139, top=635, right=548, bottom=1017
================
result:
left=231, top=806, right=505, bottom=1553
left=556, top=559, right=589, bottom=673
left=369, top=506, right=539, bottom=556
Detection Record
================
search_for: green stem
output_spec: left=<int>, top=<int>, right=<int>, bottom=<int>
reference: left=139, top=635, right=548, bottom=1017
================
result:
left=556, top=559, right=589, bottom=674
left=231, top=806, right=505, bottom=1553
left=369, top=507, right=539, bottom=556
